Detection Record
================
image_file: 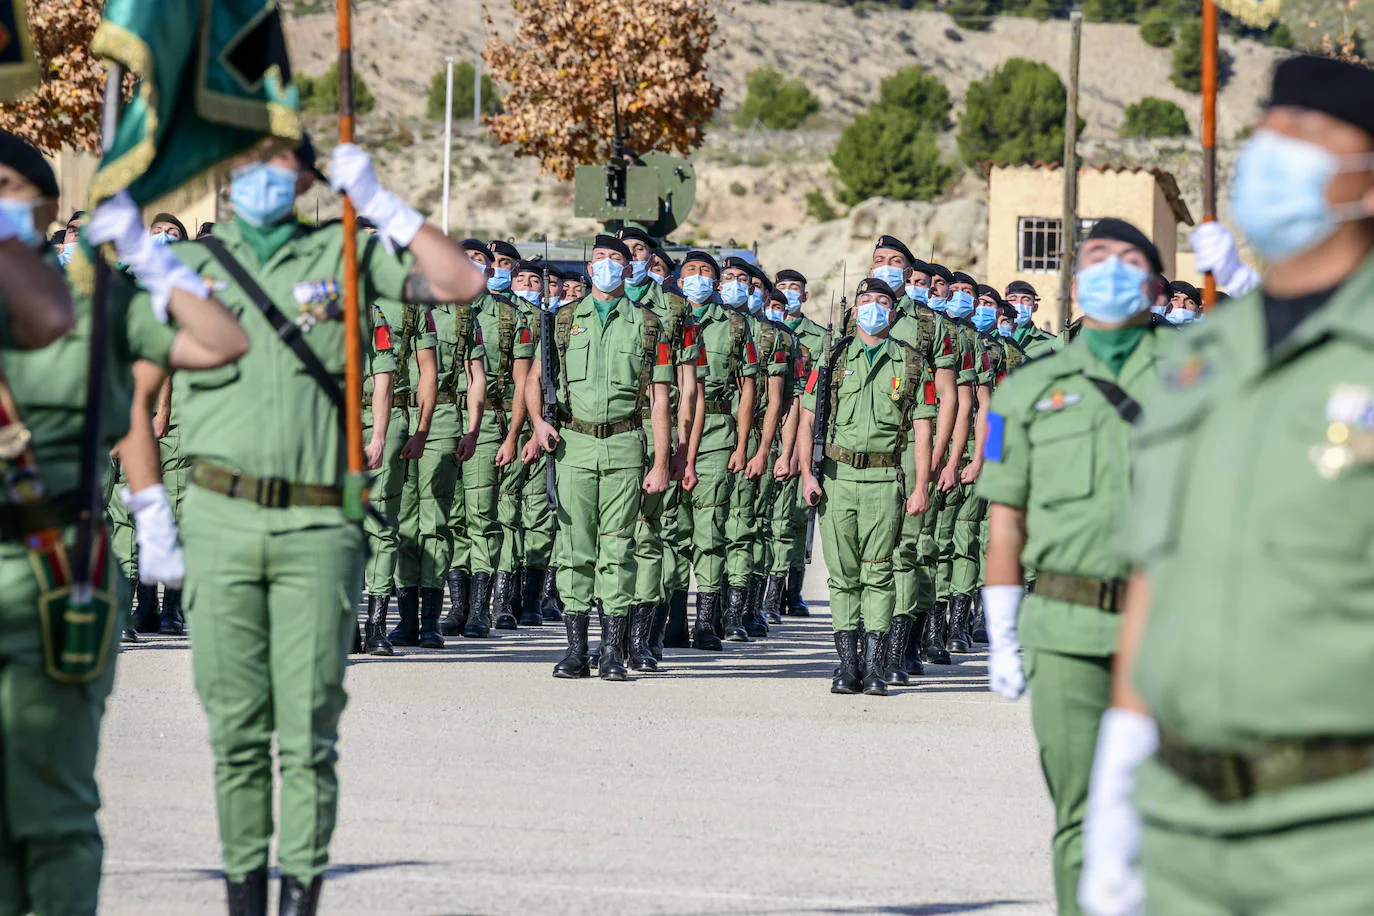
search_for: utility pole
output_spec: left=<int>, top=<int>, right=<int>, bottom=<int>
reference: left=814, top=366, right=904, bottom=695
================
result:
left=1058, top=10, right=1082, bottom=333
left=441, top=55, right=454, bottom=235
left=473, top=51, right=483, bottom=125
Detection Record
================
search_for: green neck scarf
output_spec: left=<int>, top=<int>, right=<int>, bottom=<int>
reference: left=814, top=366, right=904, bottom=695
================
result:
left=1012, top=324, right=1035, bottom=346
left=592, top=296, right=619, bottom=325
left=784, top=315, right=804, bottom=331
left=1081, top=325, right=1146, bottom=376
left=625, top=280, right=651, bottom=303
left=692, top=303, right=710, bottom=320
left=862, top=339, right=886, bottom=365
left=234, top=215, right=300, bottom=266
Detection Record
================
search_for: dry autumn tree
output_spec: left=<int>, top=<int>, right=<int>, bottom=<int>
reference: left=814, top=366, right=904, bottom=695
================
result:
left=482, top=0, right=723, bottom=179
left=0, top=0, right=110, bottom=153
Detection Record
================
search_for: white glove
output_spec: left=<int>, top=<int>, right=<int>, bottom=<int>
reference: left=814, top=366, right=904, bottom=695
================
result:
left=123, top=484, right=185, bottom=588
left=1079, top=707, right=1159, bottom=916
left=328, top=143, right=424, bottom=253
left=1189, top=221, right=1261, bottom=297
left=88, top=190, right=206, bottom=323
left=983, top=584, right=1026, bottom=700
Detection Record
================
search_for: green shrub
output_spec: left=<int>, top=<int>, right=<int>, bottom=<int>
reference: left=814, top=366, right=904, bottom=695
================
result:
left=946, top=0, right=996, bottom=31
left=957, top=58, right=1080, bottom=167
left=297, top=62, right=375, bottom=115
left=833, top=107, right=952, bottom=204
left=875, top=67, right=953, bottom=128
left=1139, top=9, right=1174, bottom=47
left=805, top=189, right=838, bottom=222
left=1120, top=97, right=1190, bottom=137
left=426, top=61, right=501, bottom=120
left=1171, top=19, right=1202, bottom=91
left=1080, top=0, right=1135, bottom=21
left=728, top=181, right=749, bottom=196
left=733, top=66, right=821, bottom=130
left=1266, top=21, right=1295, bottom=49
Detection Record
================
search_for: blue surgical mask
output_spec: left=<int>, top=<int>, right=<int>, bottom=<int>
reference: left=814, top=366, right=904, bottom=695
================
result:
left=856, top=300, right=892, bottom=335
left=1015, top=303, right=1034, bottom=326
left=783, top=289, right=803, bottom=311
left=629, top=259, right=649, bottom=284
left=592, top=257, right=625, bottom=293
left=927, top=296, right=948, bottom=313
left=764, top=306, right=786, bottom=323
left=681, top=274, right=714, bottom=304
left=0, top=199, right=40, bottom=248
left=972, top=304, right=998, bottom=332
left=1230, top=128, right=1372, bottom=262
left=151, top=231, right=173, bottom=247
left=57, top=245, right=74, bottom=267
left=998, top=324, right=1014, bottom=338
left=1166, top=308, right=1195, bottom=325
left=648, top=269, right=667, bottom=287
left=872, top=265, right=904, bottom=291
left=906, top=284, right=929, bottom=303
left=946, top=290, right=975, bottom=319
left=747, top=288, right=764, bottom=313
left=516, top=289, right=541, bottom=304
left=1075, top=255, right=1150, bottom=323
left=720, top=279, right=748, bottom=307
left=487, top=267, right=512, bottom=292
left=1149, top=304, right=1168, bottom=316
left=229, top=162, right=298, bottom=227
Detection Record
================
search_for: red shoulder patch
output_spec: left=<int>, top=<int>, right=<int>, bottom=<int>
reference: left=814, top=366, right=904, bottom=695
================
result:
left=697, top=348, right=708, bottom=367
left=374, top=324, right=393, bottom=351
left=924, top=380, right=936, bottom=405
left=805, top=368, right=819, bottom=394
left=745, top=341, right=757, bottom=365
left=519, top=327, right=532, bottom=345
left=982, top=351, right=992, bottom=371
left=962, top=350, right=974, bottom=371
left=656, top=341, right=672, bottom=366
left=942, top=334, right=954, bottom=356
left=794, top=356, right=806, bottom=379
left=683, top=323, right=699, bottom=347
left=774, top=347, right=787, bottom=364
left=424, top=311, right=436, bottom=333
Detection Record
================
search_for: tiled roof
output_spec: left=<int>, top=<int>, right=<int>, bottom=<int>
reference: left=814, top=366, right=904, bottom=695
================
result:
left=984, top=161, right=1194, bottom=227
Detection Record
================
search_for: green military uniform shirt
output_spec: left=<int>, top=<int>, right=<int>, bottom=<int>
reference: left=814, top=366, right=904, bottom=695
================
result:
left=370, top=300, right=436, bottom=396
left=473, top=291, right=534, bottom=434
left=1014, top=324, right=1062, bottom=361
left=694, top=302, right=758, bottom=454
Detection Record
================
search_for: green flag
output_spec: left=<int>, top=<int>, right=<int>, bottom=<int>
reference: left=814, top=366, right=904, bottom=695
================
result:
left=90, top=0, right=300, bottom=206
left=0, top=1, right=36, bottom=100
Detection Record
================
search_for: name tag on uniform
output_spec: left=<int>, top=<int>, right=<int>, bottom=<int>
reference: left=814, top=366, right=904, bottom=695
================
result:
left=1034, top=391, right=1080, bottom=412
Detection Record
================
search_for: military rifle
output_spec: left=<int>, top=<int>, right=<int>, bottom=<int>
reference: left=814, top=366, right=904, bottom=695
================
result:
left=539, top=267, right=560, bottom=511
left=804, top=289, right=841, bottom=562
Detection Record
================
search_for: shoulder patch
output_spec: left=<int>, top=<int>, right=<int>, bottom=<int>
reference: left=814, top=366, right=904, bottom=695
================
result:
left=745, top=341, right=758, bottom=365
left=1034, top=391, right=1082, bottom=412
left=374, top=324, right=393, bottom=351
left=985, top=412, right=1006, bottom=462
left=424, top=310, right=436, bottom=334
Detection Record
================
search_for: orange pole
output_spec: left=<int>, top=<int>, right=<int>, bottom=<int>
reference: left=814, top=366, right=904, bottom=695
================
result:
left=336, top=0, right=365, bottom=517
left=1200, top=0, right=1218, bottom=308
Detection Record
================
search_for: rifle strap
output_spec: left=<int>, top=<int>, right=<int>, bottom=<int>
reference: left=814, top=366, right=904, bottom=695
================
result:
left=1087, top=377, right=1145, bottom=425
left=201, top=238, right=345, bottom=414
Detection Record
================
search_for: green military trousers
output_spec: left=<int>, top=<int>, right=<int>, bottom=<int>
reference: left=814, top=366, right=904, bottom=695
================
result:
left=633, top=486, right=668, bottom=606
left=1142, top=811, right=1374, bottom=916
left=764, top=469, right=800, bottom=577
left=397, top=405, right=460, bottom=590
left=818, top=471, right=904, bottom=633
left=661, top=482, right=691, bottom=597
left=105, top=458, right=136, bottom=580
left=362, top=405, right=408, bottom=595
left=0, top=532, right=120, bottom=916
left=1025, top=649, right=1111, bottom=916
left=181, top=486, right=365, bottom=882
left=552, top=444, right=642, bottom=618
left=725, top=452, right=759, bottom=588
left=934, top=479, right=968, bottom=601
left=950, top=493, right=987, bottom=597
left=892, top=451, right=937, bottom=622
left=685, top=449, right=733, bottom=593
left=159, top=426, right=190, bottom=520
left=520, top=450, right=556, bottom=570
left=496, top=437, right=527, bottom=576
left=450, top=408, right=502, bottom=576
left=785, top=469, right=811, bottom=570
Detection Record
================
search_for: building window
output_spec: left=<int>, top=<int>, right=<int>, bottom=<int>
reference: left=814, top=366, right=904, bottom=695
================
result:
left=1017, top=217, right=1100, bottom=273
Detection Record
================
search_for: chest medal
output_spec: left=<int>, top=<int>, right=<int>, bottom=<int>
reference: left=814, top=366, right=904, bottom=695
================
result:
left=1034, top=390, right=1081, bottom=412
left=292, top=279, right=342, bottom=332
left=1312, top=384, right=1374, bottom=479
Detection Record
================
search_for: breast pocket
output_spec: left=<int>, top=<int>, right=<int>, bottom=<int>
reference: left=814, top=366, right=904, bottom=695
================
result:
left=1028, top=410, right=1097, bottom=506
left=615, top=343, right=644, bottom=388
left=184, top=363, right=241, bottom=391
left=565, top=339, right=590, bottom=382
left=1128, top=403, right=1209, bottom=559
left=835, top=372, right=860, bottom=424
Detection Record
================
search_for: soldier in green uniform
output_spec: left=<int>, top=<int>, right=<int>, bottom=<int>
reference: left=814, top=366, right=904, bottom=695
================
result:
left=1005, top=280, right=1061, bottom=360
left=976, top=218, right=1168, bottom=916
left=799, top=278, right=932, bottom=696
left=562, top=271, right=586, bottom=303
left=357, top=297, right=401, bottom=653
left=618, top=227, right=699, bottom=668
left=172, top=140, right=487, bottom=913
left=773, top=269, right=827, bottom=618
left=671, top=251, right=757, bottom=650
left=756, top=286, right=805, bottom=625
left=1081, top=58, right=1374, bottom=916
left=524, top=235, right=673, bottom=680
left=0, top=133, right=248, bottom=915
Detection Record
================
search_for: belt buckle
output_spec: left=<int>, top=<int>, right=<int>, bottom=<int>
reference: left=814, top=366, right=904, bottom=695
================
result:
left=851, top=452, right=870, bottom=470
left=1099, top=579, right=1120, bottom=612
left=256, top=476, right=290, bottom=507
left=595, top=423, right=611, bottom=438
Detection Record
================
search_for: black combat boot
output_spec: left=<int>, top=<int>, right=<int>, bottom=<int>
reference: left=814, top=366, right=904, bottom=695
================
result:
left=590, top=607, right=607, bottom=668
left=492, top=569, right=519, bottom=630
left=463, top=572, right=493, bottom=638
left=552, top=613, right=591, bottom=678
left=831, top=631, right=861, bottom=694
left=863, top=631, right=889, bottom=696
left=786, top=566, right=810, bottom=616
left=225, top=867, right=268, bottom=916
left=649, top=602, right=670, bottom=661
left=364, top=594, right=394, bottom=656
left=600, top=613, right=629, bottom=681
left=723, top=585, right=750, bottom=642
left=122, top=576, right=139, bottom=643
left=628, top=603, right=659, bottom=672
left=691, top=593, right=723, bottom=651
left=440, top=568, right=470, bottom=636
left=518, top=567, right=545, bottom=626
left=663, top=589, right=690, bottom=648
left=761, top=573, right=786, bottom=625
left=278, top=874, right=323, bottom=916
left=971, top=592, right=989, bottom=643
left=159, top=587, right=185, bottom=635
left=540, top=566, right=563, bottom=622
left=418, top=587, right=445, bottom=649
left=905, top=612, right=927, bottom=676
left=388, top=587, right=421, bottom=646
left=743, top=574, right=768, bottom=637
left=946, top=593, right=973, bottom=654
left=920, top=601, right=952, bottom=665
left=885, top=615, right=915, bottom=687
left=134, top=582, right=161, bottom=633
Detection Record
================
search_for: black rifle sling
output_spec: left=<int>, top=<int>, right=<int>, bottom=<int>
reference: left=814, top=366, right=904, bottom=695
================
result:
left=1087, top=377, right=1144, bottom=426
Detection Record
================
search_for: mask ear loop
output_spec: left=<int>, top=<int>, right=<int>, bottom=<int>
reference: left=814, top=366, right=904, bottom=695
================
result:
left=1327, top=153, right=1374, bottom=222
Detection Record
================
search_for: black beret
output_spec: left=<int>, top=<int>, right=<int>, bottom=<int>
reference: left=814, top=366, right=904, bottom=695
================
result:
left=295, top=133, right=327, bottom=182
left=775, top=268, right=808, bottom=286
left=151, top=213, right=188, bottom=240
left=907, top=258, right=932, bottom=277
left=617, top=226, right=655, bottom=247
left=196, top=221, right=215, bottom=239
left=489, top=239, right=521, bottom=261
left=49, top=230, right=64, bottom=246
left=0, top=130, right=57, bottom=198
left=461, top=238, right=493, bottom=260
left=856, top=277, right=897, bottom=301
left=544, top=263, right=565, bottom=281
left=745, top=262, right=771, bottom=286
left=563, top=271, right=588, bottom=286
left=874, top=234, right=916, bottom=265
left=593, top=233, right=631, bottom=261
left=767, top=288, right=787, bottom=306
left=1005, top=280, right=1038, bottom=298
left=926, top=263, right=954, bottom=284
left=514, top=259, right=543, bottom=276
left=649, top=247, right=677, bottom=272
left=950, top=271, right=978, bottom=288
left=1169, top=280, right=1201, bottom=303
left=723, top=255, right=754, bottom=275
left=67, top=210, right=86, bottom=226
left=976, top=284, right=1003, bottom=304
left=1270, top=54, right=1374, bottom=135
left=1083, top=217, right=1163, bottom=275
left=681, top=250, right=720, bottom=277
left=997, top=302, right=1018, bottom=319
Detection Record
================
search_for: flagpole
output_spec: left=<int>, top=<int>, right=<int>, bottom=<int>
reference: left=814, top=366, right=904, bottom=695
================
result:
left=1200, top=0, right=1218, bottom=308
left=442, top=56, right=454, bottom=236
left=335, top=0, right=365, bottom=520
